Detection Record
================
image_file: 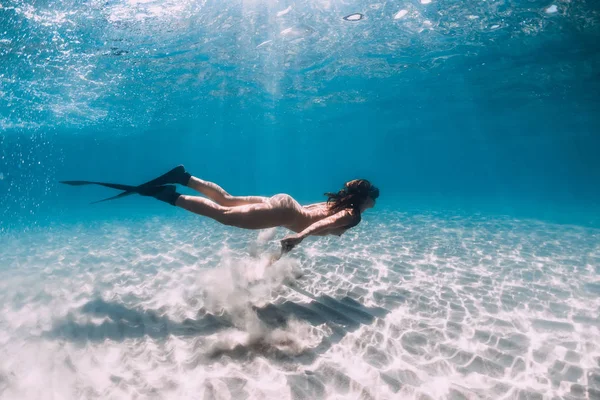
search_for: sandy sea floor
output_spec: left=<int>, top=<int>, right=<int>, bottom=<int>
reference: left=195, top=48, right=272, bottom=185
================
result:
left=1, top=211, right=599, bottom=399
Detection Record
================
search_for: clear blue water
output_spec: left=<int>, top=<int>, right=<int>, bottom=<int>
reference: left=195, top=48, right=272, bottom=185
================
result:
left=1, top=0, right=600, bottom=399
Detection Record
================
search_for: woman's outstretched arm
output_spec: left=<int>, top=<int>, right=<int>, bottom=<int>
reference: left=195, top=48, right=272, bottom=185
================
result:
left=280, top=210, right=355, bottom=253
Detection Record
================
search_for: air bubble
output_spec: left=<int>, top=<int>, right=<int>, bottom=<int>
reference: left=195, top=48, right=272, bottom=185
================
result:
left=343, top=13, right=363, bottom=21
left=394, top=10, right=408, bottom=20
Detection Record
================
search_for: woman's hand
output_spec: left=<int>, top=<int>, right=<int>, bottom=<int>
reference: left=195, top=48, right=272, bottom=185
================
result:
left=281, top=234, right=303, bottom=254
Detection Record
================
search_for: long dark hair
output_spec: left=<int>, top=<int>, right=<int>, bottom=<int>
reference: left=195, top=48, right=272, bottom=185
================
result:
left=324, top=179, right=379, bottom=214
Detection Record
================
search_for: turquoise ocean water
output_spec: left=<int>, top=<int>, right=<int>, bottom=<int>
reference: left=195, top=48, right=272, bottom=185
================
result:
left=1, top=0, right=599, bottom=399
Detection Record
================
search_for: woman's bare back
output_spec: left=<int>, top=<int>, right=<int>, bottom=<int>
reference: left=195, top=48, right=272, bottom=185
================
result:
left=209, top=194, right=333, bottom=232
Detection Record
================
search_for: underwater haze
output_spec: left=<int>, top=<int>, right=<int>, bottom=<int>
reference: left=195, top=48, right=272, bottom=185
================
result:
left=0, top=0, right=599, bottom=227
left=1, top=0, right=600, bottom=399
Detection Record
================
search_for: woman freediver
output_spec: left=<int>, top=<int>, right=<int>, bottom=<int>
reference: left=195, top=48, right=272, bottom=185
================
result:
left=60, top=165, right=379, bottom=254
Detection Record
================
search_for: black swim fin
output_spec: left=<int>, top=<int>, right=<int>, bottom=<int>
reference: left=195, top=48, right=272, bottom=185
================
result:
left=61, top=165, right=191, bottom=204
left=90, top=191, right=135, bottom=204
left=59, top=180, right=137, bottom=191
left=134, top=165, right=191, bottom=188
left=60, top=180, right=180, bottom=206
left=60, top=181, right=141, bottom=204
left=139, top=184, right=180, bottom=206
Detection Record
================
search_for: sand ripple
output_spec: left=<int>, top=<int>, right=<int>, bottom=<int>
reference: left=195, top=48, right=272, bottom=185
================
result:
left=0, top=211, right=599, bottom=399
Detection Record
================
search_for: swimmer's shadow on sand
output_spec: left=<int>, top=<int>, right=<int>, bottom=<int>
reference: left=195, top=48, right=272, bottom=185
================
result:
left=46, top=299, right=233, bottom=342
left=46, top=296, right=388, bottom=363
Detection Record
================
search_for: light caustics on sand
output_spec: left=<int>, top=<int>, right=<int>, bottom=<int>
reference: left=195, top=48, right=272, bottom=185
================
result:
left=0, top=211, right=599, bottom=399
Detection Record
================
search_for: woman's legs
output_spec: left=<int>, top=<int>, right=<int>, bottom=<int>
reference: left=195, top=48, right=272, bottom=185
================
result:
left=186, top=176, right=268, bottom=207
left=175, top=195, right=290, bottom=230
left=132, top=166, right=285, bottom=228
left=174, top=195, right=229, bottom=224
